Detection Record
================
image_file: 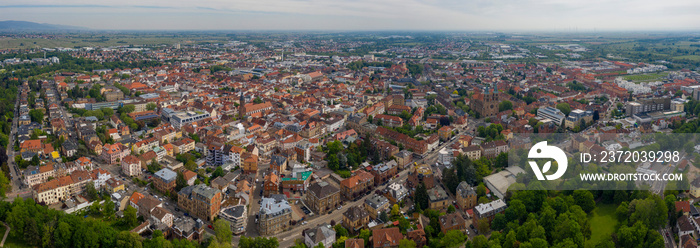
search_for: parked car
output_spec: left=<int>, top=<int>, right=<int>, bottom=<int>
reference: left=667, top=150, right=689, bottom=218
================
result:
left=208, top=225, right=213, bottom=229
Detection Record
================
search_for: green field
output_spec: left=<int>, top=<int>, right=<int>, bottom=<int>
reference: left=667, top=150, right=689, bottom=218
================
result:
left=586, top=204, right=618, bottom=248
left=673, top=55, right=700, bottom=61
left=623, top=72, right=668, bottom=82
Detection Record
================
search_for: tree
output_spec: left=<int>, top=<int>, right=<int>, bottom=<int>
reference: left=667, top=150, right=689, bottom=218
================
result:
left=54, top=221, right=73, bottom=248
left=499, top=100, right=513, bottom=112
left=146, top=103, right=157, bottom=111
left=239, top=236, right=279, bottom=248
left=103, top=198, right=116, bottom=219
left=124, top=205, right=138, bottom=228
left=379, top=211, right=389, bottom=222
left=398, top=239, right=417, bottom=248
left=117, top=231, right=143, bottom=248
left=29, top=109, right=44, bottom=124
left=442, top=168, right=459, bottom=194
left=211, top=166, right=224, bottom=179
left=391, top=204, right=401, bottom=220
left=447, top=205, right=456, bottom=213
left=334, top=224, right=349, bottom=238
left=556, top=103, right=571, bottom=116
left=414, top=182, right=429, bottom=211
left=441, top=230, right=466, bottom=247
left=213, top=219, right=232, bottom=244
left=573, top=190, right=596, bottom=213
left=0, top=169, right=10, bottom=198
left=477, top=218, right=490, bottom=234
left=86, top=181, right=99, bottom=200
left=119, top=105, right=136, bottom=114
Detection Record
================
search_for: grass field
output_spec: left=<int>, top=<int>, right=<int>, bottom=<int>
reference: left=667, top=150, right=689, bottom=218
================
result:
left=673, top=55, right=700, bottom=61
left=586, top=203, right=618, bottom=248
left=623, top=72, right=669, bottom=82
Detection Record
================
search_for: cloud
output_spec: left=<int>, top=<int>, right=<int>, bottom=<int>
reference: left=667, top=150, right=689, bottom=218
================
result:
left=0, top=0, right=698, bottom=30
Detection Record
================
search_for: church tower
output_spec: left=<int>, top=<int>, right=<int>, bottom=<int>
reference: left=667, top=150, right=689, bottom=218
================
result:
left=239, top=90, right=245, bottom=118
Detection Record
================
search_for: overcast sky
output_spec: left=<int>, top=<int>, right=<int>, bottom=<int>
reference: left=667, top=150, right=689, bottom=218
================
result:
left=1, top=0, right=699, bottom=31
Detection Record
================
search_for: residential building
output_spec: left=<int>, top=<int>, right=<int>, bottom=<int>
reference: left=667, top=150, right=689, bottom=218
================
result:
left=153, top=168, right=177, bottom=193
left=407, top=163, right=435, bottom=189
left=455, top=182, right=477, bottom=211
left=178, top=184, right=223, bottom=222
left=121, top=155, right=142, bottom=177
left=259, top=195, right=293, bottom=236
left=340, top=170, right=374, bottom=199
left=304, top=223, right=336, bottom=248
left=474, top=199, right=507, bottom=224
left=482, top=140, right=508, bottom=159
left=101, top=143, right=129, bottom=164
left=370, top=161, right=398, bottom=186
left=220, top=205, right=247, bottom=235
left=343, top=206, right=370, bottom=233
left=305, top=181, right=340, bottom=214
left=364, top=194, right=390, bottom=219
left=427, top=187, right=449, bottom=210
left=32, top=176, right=74, bottom=205
left=439, top=212, right=466, bottom=234
left=372, top=227, right=403, bottom=248
left=24, top=164, right=56, bottom=187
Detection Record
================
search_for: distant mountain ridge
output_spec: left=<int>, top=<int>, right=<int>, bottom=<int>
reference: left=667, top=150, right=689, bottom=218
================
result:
left=0, top=20, right=86, bottom=30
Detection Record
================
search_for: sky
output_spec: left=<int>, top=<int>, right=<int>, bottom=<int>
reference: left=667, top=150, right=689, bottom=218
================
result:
left=0, top=0, right=699, bottom=31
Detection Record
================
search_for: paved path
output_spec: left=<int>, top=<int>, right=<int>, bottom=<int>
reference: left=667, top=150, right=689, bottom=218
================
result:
left=0, top=221, right=10, bottom=247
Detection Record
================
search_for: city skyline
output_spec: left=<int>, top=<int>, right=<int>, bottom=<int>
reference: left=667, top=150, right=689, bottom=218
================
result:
left=1, top=0, right=699, bottom=31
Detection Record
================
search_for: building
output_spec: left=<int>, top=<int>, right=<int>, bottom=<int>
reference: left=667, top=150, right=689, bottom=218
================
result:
left=343, top=206, right=370, bottom=233
left=364, top=194, right=390, bottom=219
left=370, top=161, right=398, bottom=186
left=304, top=223, right=336, bottom=248
left=482, top=140, right=509, bottom=159
left=177, top=184, right=222, bottom=221
left=24, top=164, right=56, bottom=187
left=258, top=195, right=293, bottom=236
left=270, top=155, right=288, bottom=173
left=462, top=145, right=483, bottom=161
left=32, top=176, right=74, bottom=205
left=564, top=109, right=593, bottom=129
left=169, top=110, right=211, bottom=129
left=474, top=199, right=507, bottom=224
left=386, top=182, right=408, bottom=203
left=305, top=181, right=340, bottom=214
left=626, top=97, right=671, bottom=117
left=340, top=170, right=375, bottom=199
left=455, top=182, right=477, bottom=211
left=427, top=187, right=450, bottom=210
left=372, top=227, right=403, bottom=248
left=121, top=155, right=142, bottom=177
left=690, top=177, right=700, bottom=198
left=537, top=106, right=566, bottom=125
left=375, top=114, right=404, bottom=127
left=375, top=127, right=428, bottom=154
left=101, top=143, right=129, bottom=164
left=263, top=173, right=280, bottom=197
left=153, top=168, right=177, bottom=193
left=407, top=163, right=435, bottom=189
left=171, top=217, right=204, bottom=241
left=438, top=126, right=453, bottom=141
left=220, top=205, right=247, bottom=235
left=439, top=212, right=466, bottom=234
left=483, top=166, right=525, bottom=199
left=470, top=92, right=500, bottom=117
left=345, top=239, right=365, bottom=248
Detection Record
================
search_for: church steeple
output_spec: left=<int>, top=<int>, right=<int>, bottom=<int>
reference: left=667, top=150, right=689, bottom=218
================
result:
left=239, top=90, right=245, bottom=118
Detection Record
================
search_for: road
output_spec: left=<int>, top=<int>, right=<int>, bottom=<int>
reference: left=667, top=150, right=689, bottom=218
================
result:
left=6, top=91, right=30, bottom=200
left=660, top=227, right=675, bottom=248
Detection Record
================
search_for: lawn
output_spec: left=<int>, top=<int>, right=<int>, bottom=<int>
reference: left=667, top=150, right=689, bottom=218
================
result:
left=623, top=72, right=668, bottom=82
left=586, top=203, right=618, bottom=248
left=673, top=55, right=700, bottom=61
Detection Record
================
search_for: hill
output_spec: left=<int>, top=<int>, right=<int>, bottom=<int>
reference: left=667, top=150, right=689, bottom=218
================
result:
left=0, top=20, right=85, bottom=30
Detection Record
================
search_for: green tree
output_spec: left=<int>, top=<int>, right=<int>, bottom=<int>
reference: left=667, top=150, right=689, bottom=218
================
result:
left=116, top=231, right=143, bottom=248
left=398, top=239, right=417, bottom=248
left=124, top=205, right=139, bottom=228
left=334, top=224, right=349, bottom=238
left=29, top=109, right=44, bottom=124
left=0, top=170, right=10, bottom=198
left=556, top=103, right=571, bottom=116
left=214, top=219, right=233, bottom=244
left=146, top=103, right=157, bottom=111
left=239, top=236, right=279, bottom=248
left=414, top=182, right=429, bottom=210
left=498, top=100, right=513, bottom=112
left=573, top=190, right=596, bottom=213
left=477, top=218, right=490, bottom=234
left=54, top=221, right=73, bottom=248
left=176, top=172, right=188, bottom=191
